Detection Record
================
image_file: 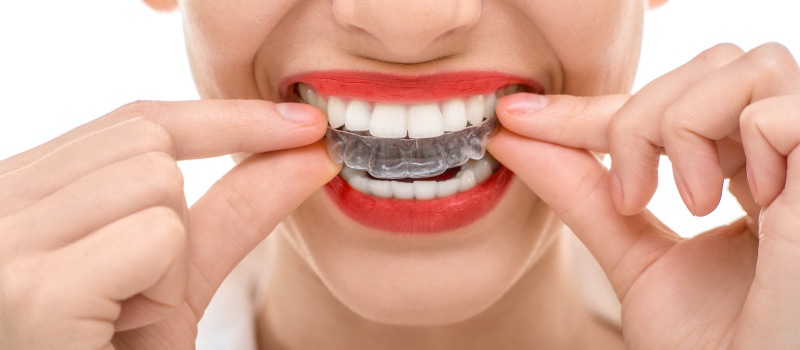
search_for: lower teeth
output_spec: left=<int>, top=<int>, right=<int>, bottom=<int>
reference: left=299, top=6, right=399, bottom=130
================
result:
left=325, top=116, right=498, bottom=179
left=340, top=154, right=500, bottom=200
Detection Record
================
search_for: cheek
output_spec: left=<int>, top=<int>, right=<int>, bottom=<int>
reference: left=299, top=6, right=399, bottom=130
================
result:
left=285, top=178, right=560, bottom=326
left=521, top=0, right=644, bottom=94
left=180, top=0, right=295, bottom=99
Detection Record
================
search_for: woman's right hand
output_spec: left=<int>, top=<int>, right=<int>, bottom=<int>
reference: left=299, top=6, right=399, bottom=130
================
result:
left=0, top=100, right=339, bottom=349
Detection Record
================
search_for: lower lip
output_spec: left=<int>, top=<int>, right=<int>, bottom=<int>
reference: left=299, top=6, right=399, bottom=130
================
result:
left=325, top=167, right=513, bottom=234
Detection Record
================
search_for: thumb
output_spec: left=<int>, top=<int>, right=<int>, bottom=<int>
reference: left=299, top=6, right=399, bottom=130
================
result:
left=488, top=128, right=679, bottom=298
left=185, top=142, right=340, bottom=312
left=495, top=93, right=629, bottom=153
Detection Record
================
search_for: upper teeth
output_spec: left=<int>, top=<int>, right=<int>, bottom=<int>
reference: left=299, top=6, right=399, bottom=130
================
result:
left=298, top=84, right=521, bottom=139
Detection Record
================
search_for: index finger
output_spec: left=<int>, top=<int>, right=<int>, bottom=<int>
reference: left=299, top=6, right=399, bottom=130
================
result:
left=495, top=93, right=629, bottom=153
left=1, top=100, right=326, bottom=171
left=114, top=100, right=327, bottom=160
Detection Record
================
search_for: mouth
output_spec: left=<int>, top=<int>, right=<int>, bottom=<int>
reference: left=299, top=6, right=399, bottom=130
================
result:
left=283, top=71, right=542, bottom=233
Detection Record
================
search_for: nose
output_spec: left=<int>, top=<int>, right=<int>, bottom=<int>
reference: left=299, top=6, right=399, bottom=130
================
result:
left=333, top=0, right=481, bottom=58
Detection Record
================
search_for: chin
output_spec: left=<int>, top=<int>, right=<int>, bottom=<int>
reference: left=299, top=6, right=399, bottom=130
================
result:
left=284, top=177, right=553, bottom=327
left=316, top=236, right=527, bottom=327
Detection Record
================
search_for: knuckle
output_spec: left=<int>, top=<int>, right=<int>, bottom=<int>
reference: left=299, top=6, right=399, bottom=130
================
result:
left=662, top=103, right=696, bottom=133
left=140, top=206, right=187, bottom=247
left=745, top=43, right=798, bottom=77
left=695, top=43, right=745, bottom=70
left=129, top=117, right=176, bottom=157
left=111, top=100, right=156, bottom=119
left=739, top=103, right=761, bottom=130
left=136, top=152, right=185, bottom=204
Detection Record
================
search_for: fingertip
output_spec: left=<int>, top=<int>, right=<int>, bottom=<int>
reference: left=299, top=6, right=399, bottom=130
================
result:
left=609, top=168, right=626, bottom=214
left=674, top=165, right=724, bottom=217
left=274, top=102, right=327, bottom=127
left=311, top=141, right=344, bottom=181
left=285, top=141, right=343, bottom=185
left=672, top=168, right=697, bottom=216
left=496, top=93, right=550, bottom=116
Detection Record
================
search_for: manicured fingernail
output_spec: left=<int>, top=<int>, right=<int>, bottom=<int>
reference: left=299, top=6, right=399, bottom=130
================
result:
left=609, top=168, right=625, bottom=213
left=499, top=93, right=549, bottom=115
left=275, top=103, right=322, bottom=124
left=673, top=170, right=696, bottom=216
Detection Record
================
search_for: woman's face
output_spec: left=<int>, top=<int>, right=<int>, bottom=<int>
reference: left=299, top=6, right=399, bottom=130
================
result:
left=180, top=0, right=644, bottom=325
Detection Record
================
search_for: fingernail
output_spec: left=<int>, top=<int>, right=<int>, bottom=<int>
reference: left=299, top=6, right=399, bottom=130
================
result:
left=746, top=162, right=759, bottom=205
left=275, top=103, right=322, bottom=125
left=673, top=170, right=696, bottom=216
left=609, top=168, right=625, bottom=213
left=499, top=93, right=549, bottom=115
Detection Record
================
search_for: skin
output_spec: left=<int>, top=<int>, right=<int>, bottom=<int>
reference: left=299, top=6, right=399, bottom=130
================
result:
left=0, top=1, right=798, bottom=350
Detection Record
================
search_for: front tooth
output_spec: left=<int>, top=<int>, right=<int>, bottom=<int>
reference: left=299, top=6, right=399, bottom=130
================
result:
left=436, top=178, right=460, bottom=198
left=345, top=99, right=371, bottom=131
left=407, top=103, right=444, bottom=138
left=370, top=103, right=408, bottom=138
left=482, top=93, right=497, bottom=119
left=441, top=98, right=468, bottom=132
left=369, top=179, right=393, bottom=198
left=413, top=181, right=437, bottom=200
left=391, top=181, right=415, bottom=199
left=327, top=97, right=347, bottom=129
left=340, top=166, right=361, bottom=181
left=348, top=175, right=371, bottom=194
left=466, top=95, right=485, bottom=126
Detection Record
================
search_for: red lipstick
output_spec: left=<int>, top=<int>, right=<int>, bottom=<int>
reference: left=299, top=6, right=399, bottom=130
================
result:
left=326, top=168, right=512, bottom=233
left=282, top=71, right=544, bottom=102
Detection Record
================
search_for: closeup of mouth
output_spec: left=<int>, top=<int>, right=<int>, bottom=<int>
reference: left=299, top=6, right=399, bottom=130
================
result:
left=283, top=71, right=543, bottom=233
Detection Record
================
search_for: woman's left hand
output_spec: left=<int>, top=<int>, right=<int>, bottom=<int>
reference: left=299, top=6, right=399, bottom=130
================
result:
left=489, top=42, right=800, bottom=349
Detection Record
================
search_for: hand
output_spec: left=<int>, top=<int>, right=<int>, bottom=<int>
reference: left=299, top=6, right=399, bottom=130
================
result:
left=0, top=100, right=340, bottom=349
left=489, top=43, right=800, bottom=349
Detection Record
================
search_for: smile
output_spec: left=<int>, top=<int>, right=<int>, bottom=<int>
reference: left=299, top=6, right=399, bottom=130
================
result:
left=283, top=71, right=542, bottom=232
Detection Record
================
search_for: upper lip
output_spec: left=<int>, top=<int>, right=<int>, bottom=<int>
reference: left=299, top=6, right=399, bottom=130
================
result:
left=280, top=71, right=545, bottom=103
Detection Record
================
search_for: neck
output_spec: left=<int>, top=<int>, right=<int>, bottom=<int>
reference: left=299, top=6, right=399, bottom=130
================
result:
left=257, top=224, right=621, bottom=349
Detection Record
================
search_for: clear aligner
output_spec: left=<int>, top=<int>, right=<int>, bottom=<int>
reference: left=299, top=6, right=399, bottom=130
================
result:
left=325, top=116, right=498, bottom=179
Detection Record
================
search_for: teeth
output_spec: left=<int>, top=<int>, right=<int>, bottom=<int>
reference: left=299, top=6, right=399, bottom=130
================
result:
left=327, top=97, right=347, bottom=129
left=482, top=93, right=496, bottom=120
left=297, top=83, right=517, bottom=138
left=413, top=181, right=438, bottom=200
left=339, top=154, right=500, bottom=200
left=298, top=83, right=520, bottom=194
left=345, top=99, right=372, bottom=131
left=370, top=104, right=408, bottom=138
left=369, top=180, right=393, bottom=198
left=408, top=103, right=444, bottom=138
left=436, top=178, right=460, bottom=198
left=390, top=181, right=415, bottom=199
left=441, top=98, right=468, bottom=132
left=466, top=95, right=485, bottom=126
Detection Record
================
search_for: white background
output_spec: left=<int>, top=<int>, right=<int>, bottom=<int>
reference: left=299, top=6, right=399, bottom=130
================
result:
left=1, top=0, right=798, bottom=236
